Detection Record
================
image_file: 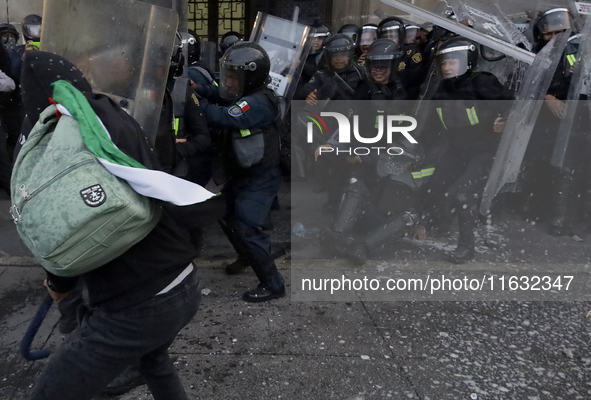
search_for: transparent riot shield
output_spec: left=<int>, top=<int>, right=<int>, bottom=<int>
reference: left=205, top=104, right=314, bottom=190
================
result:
left=380, top=0, right=535, bottom=64
left=41, top=0, right=179, bottom=144
left=480, top=31, right=571, bottom=215
left=250, top=12, right=313, bottom=116
left=551, top=29, right=591, bottom=169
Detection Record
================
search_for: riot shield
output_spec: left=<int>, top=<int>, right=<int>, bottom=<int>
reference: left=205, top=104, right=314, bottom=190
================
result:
left=480, top=31, right=571, bottom=214
left=551, top=29, right=591, bottom=169
left=380, top=0, right=535, bottom=64
left=41, top=0, right=179, bottom=144
left=250, top=12, right=313, bottom=116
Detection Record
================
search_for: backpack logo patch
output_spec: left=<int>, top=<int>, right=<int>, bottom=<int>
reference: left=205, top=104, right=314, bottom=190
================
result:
left=80, top=185, right=107, bottom=207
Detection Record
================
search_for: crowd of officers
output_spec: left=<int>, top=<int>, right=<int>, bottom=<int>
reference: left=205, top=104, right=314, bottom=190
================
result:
left=295, top=9, right=589, bottom=265
left=0, top=6, right=587, bottom=400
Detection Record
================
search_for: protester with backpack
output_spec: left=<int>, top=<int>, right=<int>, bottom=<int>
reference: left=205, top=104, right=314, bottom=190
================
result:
left=19, top=51, right=204, bottom=400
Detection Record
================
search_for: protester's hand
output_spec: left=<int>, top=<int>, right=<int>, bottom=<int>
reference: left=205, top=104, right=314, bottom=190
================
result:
left=189, top=79, right=197, bottom=90
left=43, top=279, right=69, bottom=302
left=315, top=144, right=332, bottom=161
left=545, top=94, right=566, bottom=119
left=346, top=155, right=362, bottom=164
left=306, top=89, right=318, bottom=106
left=409, top=224, right=426, bottom=241
left=493, top=116, right=507, bottom=133
left=176, top=138, right=187, bottom=143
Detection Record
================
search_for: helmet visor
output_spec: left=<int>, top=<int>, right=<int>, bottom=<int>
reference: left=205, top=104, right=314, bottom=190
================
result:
left=538, top=8, right=570, bottom=34
left=380, top=26, right=400, bottom=44
left=360, top=26, right=378, bottom=47
left=219, top=64, right=245, bottom=100
left=310, top=35, right=327, bottom=54
left=23, top=24, right=41, bottom=41
left=404, top=27, right=418, bottom=45
left=366, top=55, right=396, bottom=84
left=435, top=46, right=471, bottom=79
left=326, top=49, right=354, bottom=72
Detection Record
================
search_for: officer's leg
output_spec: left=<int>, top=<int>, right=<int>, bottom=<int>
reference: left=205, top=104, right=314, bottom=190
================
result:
left=220, top=178, right=251, bottom=274
left=56, top=280, right=84, bottom=334
left=420, top=151, right=467, bottom=235
left=323, top=177, right=369, bottom=254
left=345, top=211, right=418, bottom=264
left=447, top=153, right=493, bottom=264
left=231, top=167, right=285, bottom=302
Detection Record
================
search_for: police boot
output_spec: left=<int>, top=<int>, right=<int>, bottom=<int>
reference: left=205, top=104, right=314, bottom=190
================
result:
left=243, top=258, right=285, bottom=303
left=548, top=172, right=574, bottom=236
left=448, top=206, right=476, bottom=264
left=102, top=366, right=145, bottom=395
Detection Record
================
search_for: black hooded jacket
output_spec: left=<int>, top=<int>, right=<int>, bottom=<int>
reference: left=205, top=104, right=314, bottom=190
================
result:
left=19, top=51, right=197, bottom=311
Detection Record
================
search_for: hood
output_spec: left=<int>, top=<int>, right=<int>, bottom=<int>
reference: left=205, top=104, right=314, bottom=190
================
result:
left=20, top=51, right=92, bottom=136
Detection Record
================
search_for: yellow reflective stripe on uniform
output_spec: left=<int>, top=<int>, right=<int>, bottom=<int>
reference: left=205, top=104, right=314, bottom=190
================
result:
left=375, top=110, right=385, bottom=129
left=436, top=108, right=447, bottom=130
left=174, top=118, right=180, bottom=135
left=567, top=54, right=577, bottom=66
left=466, top=107, right=479, bottom=125
left=240, top=129, right=251, bottom=137
left=411, top=168, right=435, bottom=179
left=213, top=81, right=219, bottom=87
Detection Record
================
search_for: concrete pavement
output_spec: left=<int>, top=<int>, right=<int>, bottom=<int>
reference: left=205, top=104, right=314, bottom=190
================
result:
left=2, top=186, right=591, bottom=399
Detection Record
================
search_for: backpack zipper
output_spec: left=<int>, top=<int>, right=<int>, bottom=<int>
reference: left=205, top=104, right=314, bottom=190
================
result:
left=12, top=159, right=95, bottom=224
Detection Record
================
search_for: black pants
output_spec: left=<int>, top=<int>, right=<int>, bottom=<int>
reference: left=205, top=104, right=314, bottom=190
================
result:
left=422, top=148, right=494, bottom=227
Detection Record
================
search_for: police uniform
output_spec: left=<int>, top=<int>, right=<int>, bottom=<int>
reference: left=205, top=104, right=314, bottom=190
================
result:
left=422, top=67, right=514, bottom=263
left=303, top=63, right=365, bottom=101
left=200, top=86, right=285, bottom=300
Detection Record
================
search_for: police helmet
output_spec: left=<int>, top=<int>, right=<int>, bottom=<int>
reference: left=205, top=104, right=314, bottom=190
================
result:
left=219, top=41, right=270, bottom=100
left=365, top=39, right=402, bottom=84
left=404, top=23, right=421, bottom=46
left=0, top=23, right=20, bottom=44
left=434, top=37, right=478, bottom=79
left=323, top=33, right=355, bottom=73
left=186, top=29, right=201, bottom=64
left=359, top=24, right=378, bottom=49
left=220, top=31, right=243, bottom=53
left=534, top=8, right=571, bottom=44
left=170, top=31, right=185, bottom=79
left=378, top=17, right=406, bottom=45
left=338, top=24, right=360, bottom=46
left=310, top=22, right=332, bottom=54
left=22, top=14, right=42, bottom=42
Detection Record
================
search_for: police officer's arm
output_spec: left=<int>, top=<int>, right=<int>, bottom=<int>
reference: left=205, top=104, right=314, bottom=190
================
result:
left=200, top=95, right=276, bottom=131
left=188, top=68, right=220, bottom=102
left=176, top=91, right=211, bottom=158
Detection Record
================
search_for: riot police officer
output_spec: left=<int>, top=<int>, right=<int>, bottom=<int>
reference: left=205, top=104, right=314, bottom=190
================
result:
left=378, top=16, right=428, bottom=99
left=22, top=14, right=42, bottom=47
left=323, top=39, right=417, bottom=263
left=199, top=42, right=285, bottom=302
left=186, top=29, right=219, bottom=103
left=303, top=33, right=366, bottom=103
left=357, top=24, right=378, bottom=65
left=338, top=23, right=360, bottom=46
left=301, top=21, right=332, bottom=85
left=410, top=38, right=514, bottom=263
left=525, top=8, right=587, bottom=235
left=220, top=31, right=243, bottom=54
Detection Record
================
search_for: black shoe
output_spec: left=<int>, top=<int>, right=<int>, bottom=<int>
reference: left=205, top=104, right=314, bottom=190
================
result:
left=242, top=284, right=285, bottom=303
left=58, top=314, right=78, bottom=334
left=225, top=257, right=250, bottom=275
left=448, top=246, right=475, bottom=264
left=102, top=366, right=145, bottom=395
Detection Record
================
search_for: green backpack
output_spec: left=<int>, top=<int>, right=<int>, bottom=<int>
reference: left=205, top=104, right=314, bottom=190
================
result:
left=10, top=104, right=161, bottom=277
